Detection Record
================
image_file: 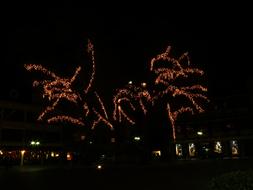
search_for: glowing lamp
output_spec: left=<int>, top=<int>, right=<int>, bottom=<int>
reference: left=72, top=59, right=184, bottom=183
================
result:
left=97, top=165, right=102, bottom=170
left=134, top=136, right=141, bottom=141
left=197, top=131, right=203, bottom=136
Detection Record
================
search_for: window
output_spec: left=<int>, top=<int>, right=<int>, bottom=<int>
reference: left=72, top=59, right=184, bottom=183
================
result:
left=152, top=150, right=161, bottom=157
left=214, top=141, right=222, bottom=154
left=231, top=140, right=239, bottom=155
left=176, top=144, right=183, bottom=156
left=188, top=143, right=196, bottom=157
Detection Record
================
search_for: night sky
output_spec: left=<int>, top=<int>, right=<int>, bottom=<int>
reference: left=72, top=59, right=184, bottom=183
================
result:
left=2, top=3, right=252, bottom=105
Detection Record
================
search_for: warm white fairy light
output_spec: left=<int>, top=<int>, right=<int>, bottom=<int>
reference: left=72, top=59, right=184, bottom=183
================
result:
left=113, top=83, right=152, bottom=125
left=25, top=39, right=114, bottom=131
left=117, top=105, right=135, bottom=125
left=139, top=99, right=148, bottom=115
left=83, top=102, right=90, bottom=117
left=85, top=39, right=95, bottom=94
left=92, top=108, right=114, bottom=130
left=25, top=64, right=82, bottom=123
left=25, top=39, right=208, bottom=144
left=24, top=64, right=60, bottom=79
left=47, top=116, right=85, bottom=126
left=94, top=91, right=108, bottom=119
left=151, top=46, right=209, bottom=141
left=89, top=91, right=114, bottom=130
left=167, top=103, right=176, bottom=141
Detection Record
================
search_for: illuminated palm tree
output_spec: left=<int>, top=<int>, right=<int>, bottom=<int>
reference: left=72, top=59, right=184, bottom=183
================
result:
left=150, top=46, right=209, bottom=141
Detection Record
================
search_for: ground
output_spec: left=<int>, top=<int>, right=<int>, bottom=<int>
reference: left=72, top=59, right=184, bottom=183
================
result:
left=1, top=159, right=253, bottom=189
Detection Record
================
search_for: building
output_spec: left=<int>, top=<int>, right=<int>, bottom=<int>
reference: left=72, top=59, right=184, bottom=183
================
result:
left=171, top=94, right=253, bottom=160
left=0, top=100, right=66, bottom=165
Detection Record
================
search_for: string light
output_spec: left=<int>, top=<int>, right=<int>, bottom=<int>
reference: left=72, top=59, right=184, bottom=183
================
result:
left=25, top=39, right=114, bottom=131
left=25, top=64, right=82, bottom=123
left=85, top=39, right=95, bottom=94
left=25, top=40, right=208, bottom=144
left=90, top=91, right=114, bottom=130
left=94, top=91, right=108, bottom=119
left=47, top=116, right=85, bottom=126
left=92, top=108, right=114, bottom=130
left=151, top=46, right=209, bottom=141
left=113, top=83, right=151, bottom=125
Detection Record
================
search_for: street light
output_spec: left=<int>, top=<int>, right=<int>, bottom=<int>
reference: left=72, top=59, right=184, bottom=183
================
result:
left=197, top=131, right=203, bottom=136
left=30, top=140, right=40, bottom=146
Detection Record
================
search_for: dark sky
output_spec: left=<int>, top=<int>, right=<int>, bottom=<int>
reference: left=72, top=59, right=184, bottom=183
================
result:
left=2, top=3, right=252, bottom=104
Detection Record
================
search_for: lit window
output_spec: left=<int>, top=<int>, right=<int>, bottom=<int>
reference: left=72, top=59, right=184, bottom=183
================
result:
left=188, top=143, right=196, bottom=157
left=214, top=141, right=222, bottom=154
left=175, top=144, right=183, bottom=156
left=141, top=82, right=147, bottom=87
left=231, top=140, right=239, bottom=155
left=67, top=152, right=72, bottom=161
left=152, top=150, right=161, bottom=157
